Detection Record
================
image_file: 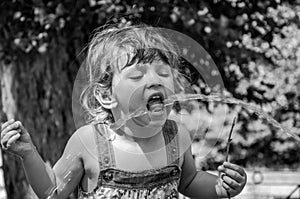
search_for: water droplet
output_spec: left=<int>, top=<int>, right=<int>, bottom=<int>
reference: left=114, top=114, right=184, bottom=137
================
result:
left=101, top=93, right=300, bottom=143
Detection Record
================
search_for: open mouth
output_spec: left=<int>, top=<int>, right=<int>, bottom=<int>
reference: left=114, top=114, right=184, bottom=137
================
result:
left=146, top=93, right=165, bottom=112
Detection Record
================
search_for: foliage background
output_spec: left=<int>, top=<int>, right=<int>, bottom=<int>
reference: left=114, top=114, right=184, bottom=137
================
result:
left=0, top=0, right=300, bottom=198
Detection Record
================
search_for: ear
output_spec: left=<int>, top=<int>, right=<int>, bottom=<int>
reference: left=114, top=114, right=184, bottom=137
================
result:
left=97, top=93, right=118, bottom=109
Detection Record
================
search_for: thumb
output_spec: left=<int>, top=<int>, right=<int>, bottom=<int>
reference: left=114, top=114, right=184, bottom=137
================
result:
left=16, top=121, right=27, bottom=134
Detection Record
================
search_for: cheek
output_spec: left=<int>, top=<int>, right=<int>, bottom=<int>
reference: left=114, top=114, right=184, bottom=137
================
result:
left=127, top=86, right=144, bottom=108
left=111, top=75, right=121, bottom=89
left=172, top=77, right=184, bottom=94
left=113, top=81, right=144, bottom=110
left=164, top=78, right=175, bottom=94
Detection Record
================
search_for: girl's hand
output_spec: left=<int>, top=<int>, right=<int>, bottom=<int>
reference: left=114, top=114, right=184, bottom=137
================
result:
left=1, top=119, right=35, bottom=159
left=216, top=162, right=247, bottom=198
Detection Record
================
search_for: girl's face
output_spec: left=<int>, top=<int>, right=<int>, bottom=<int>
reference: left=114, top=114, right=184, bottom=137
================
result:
left=111, top=59, right=175, bottom=130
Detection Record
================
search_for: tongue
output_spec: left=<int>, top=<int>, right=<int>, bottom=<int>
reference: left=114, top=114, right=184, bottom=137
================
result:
left=147, top=101, right=164, bottom=112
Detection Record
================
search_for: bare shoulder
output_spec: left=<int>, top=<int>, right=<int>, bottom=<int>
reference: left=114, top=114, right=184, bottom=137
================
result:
left=66, top=124, right=96, bottom=153
left=73, top=124, right=94, bottom=138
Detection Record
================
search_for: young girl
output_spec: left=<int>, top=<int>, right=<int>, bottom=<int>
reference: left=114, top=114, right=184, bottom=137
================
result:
left=1, top=24, right=247, bottom=199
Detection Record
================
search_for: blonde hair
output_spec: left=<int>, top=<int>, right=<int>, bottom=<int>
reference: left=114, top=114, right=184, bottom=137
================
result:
left=80, top=23, right=187, bottom=124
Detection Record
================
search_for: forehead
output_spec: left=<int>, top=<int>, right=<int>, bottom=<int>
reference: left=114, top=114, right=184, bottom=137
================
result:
left=111, top=47, right=172, bottom=72
left=129, top=60, right=170, bottom=70
left=120, top=59, right=171, bottom=73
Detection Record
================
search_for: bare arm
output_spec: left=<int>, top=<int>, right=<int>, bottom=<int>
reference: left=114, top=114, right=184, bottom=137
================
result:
left=51, top=131, right=85, bottom=199
left=1, top=120, right=86, bottom=199
left=21, top=146, right=57, bottom=198
left=178, top=146, right=219, bottom=199
left=23, top=128, right=85, bottom=199
left=177, top=125, right=247, bottom=198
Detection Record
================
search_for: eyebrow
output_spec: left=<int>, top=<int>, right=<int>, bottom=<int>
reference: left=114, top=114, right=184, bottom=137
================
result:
left=121, top=62, right=170, bottom=72
left=120, top=65, right=130, bottom=70
left=119, top=56, right=137, bottom=71
left=120, top=62, right=138, bottom=71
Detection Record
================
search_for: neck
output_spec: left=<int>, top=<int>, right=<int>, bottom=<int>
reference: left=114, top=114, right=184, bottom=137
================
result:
left=111, top=109, right=167, bottom=143
left=116, top=125, right=163, bottom=144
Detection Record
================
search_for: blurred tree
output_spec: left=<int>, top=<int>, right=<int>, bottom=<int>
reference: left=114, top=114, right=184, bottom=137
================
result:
left=0, top=0, right=300, bottom=198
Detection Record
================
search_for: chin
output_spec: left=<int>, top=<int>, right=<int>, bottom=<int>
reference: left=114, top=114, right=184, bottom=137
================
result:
left=137, top=107, right=169, bottom=125
left=126, top=111, right=168, bottom=138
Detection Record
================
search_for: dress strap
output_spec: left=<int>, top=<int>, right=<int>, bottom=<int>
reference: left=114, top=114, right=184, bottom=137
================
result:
left=94, top=123, right=116, bottom=170
left=162, top=120, right=179, bottom=165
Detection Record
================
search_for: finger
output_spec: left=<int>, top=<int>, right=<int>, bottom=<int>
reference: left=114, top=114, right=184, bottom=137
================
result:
left=218, top=165, right=225, bottom=172
left=219, top=172, right=226, bottom=180
left=1, top=119, right=15, bottom=132
left=6, top=133, right=21, bottom=148
left=222, top=167, right=245, bottom=183
left=221, top=179, right=234, bottom=195
left=15, top=121, right=27, bottom=134
left=221, top=182, right=233, bottom=198
left=221, top=180, right=231, bottom=191
left=1, top=130, right=19, bottom=149
left=223, top=175, right=241, bottom=190
left=2, top=129, right=21, bottom=141
left=223, top=162, right=246, bottom=177
left=1, top=121, right=22, bottom=139
left=1, top=130, right=21, bottom=146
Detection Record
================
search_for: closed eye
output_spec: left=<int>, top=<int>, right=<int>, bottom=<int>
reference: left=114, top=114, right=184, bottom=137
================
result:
left=157, top=69, right=171, bottom=77
left=129, top=73, right=143, bottom=80
left=130, top=76, right=143, bottom=80
left=158, top=72, right=170, bottom=77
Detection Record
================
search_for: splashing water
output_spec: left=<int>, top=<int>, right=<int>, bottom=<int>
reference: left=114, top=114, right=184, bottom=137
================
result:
left=103, top=93, right=300, bottom=143
left=46, top=93, right=300, bottom=198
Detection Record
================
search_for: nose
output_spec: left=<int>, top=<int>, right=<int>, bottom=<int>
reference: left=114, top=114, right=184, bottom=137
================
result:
left=146, top=71, right=163, bottom=89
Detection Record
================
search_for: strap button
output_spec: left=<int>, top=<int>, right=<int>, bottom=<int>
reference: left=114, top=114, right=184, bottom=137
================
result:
left=172, top=147, right=176, bottom=153
left=103, top=171, right=113, bottom=181
left=171, top=168, right=178, bottom=176
left=104, top=156, right=110, bottom=164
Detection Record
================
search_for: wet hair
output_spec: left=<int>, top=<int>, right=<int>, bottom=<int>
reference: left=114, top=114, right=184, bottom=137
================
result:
left=80, top=23, right=187, bottom=124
